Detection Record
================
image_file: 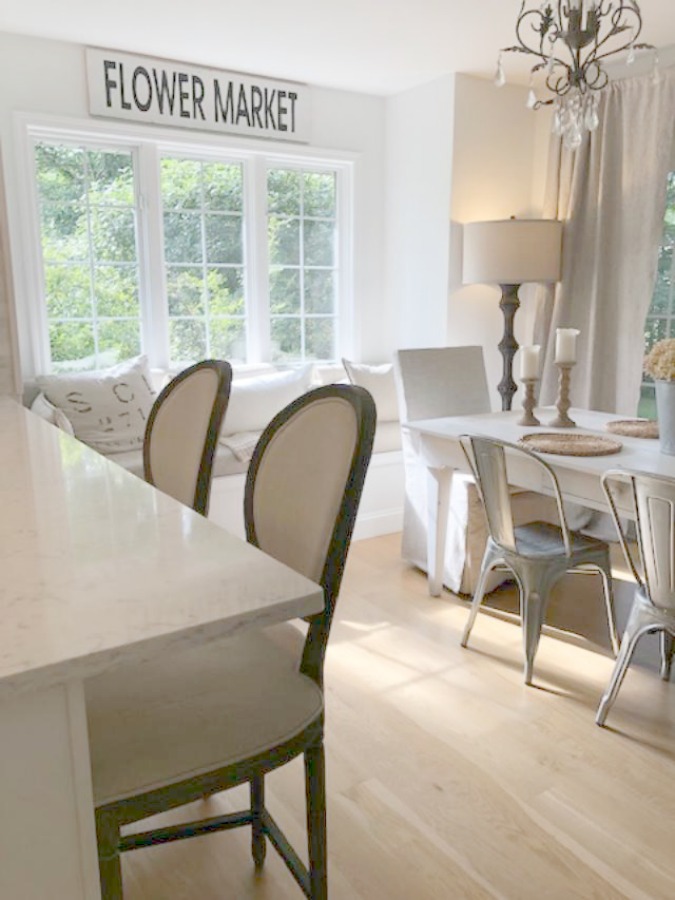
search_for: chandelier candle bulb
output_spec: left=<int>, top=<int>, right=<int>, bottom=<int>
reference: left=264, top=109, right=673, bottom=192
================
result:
left=555, top=328, right=580, bottom=365
left=520, top=345, right=541, bottom=380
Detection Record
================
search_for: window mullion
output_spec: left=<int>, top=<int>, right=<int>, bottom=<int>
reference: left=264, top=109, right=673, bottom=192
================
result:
left=137, top=142, right=169, bottom=370
left=245, top=156, right=270, bottom=364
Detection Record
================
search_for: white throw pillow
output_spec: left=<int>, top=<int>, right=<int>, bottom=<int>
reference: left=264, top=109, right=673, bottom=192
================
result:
left=342, top=359, right=399, bottom=422
left=36, top=356, right=156, bottom=454
left=30, top=392, right=75, bottom=435
left=220, top=365, right=314, bottom=436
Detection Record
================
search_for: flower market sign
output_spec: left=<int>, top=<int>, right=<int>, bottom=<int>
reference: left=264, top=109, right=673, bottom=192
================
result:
left=86, top=48, right=310, bottom=142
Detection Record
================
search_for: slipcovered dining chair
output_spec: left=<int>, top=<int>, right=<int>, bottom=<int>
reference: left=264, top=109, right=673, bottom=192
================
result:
left=394, top=346, right=557, bottom=594
left=460, top=435, right=619, bottom=685
left=86, top=384, right=376, bottom=900
left=143, top=358, right=232, bottom=516
left=596, top=469, right=675, bottom=726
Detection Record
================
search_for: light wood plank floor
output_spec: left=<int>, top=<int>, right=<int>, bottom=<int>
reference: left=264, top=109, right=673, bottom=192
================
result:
left=124, top=534, right=675, bottom=899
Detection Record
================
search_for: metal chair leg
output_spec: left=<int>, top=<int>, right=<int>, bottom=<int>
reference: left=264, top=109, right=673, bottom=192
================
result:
left=598, top=564, right=620, bottom=655
left=596, top=602, right=653, bottom=726
left=305, top=740, right=327, bottom=900
left=660, top=631, right=675, bottom=682
left=251, top=774, right=267, bottom=867
left=521, top=587, right=546, bottom=686
left=461, top=547, right=499, bottom=648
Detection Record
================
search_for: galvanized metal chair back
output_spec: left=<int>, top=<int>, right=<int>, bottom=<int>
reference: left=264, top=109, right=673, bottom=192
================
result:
left=460, top=435, right=571, bottom=557
left=597, top=469, right=675, bottom=726
left=602, top=469, right=675, bottom=614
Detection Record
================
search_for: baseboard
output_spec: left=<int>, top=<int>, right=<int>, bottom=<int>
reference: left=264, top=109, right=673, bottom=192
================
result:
left=352, top=508, right=403, bottom=541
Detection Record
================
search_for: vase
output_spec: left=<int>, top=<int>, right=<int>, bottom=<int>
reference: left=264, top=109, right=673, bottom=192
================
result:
left=655, top=380, right=675, bottom=455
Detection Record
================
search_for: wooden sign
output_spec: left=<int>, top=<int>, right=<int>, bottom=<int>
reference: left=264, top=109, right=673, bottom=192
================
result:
left=86, top=48, right=310, bottom=143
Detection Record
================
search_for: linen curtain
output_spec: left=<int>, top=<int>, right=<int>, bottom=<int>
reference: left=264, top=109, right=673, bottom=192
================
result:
left=535, top=67, right=675, bottom=414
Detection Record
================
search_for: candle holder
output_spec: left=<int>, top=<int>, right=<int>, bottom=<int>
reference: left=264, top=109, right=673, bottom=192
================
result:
left=549, top=363, right=576, bottom=428
left=517, top=378, right=541, bottom=426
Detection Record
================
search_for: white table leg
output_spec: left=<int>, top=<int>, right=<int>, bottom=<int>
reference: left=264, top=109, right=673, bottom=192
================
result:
left=426, top=466, right=452, bottom=597
left=0, top=682, right=101, bottom=899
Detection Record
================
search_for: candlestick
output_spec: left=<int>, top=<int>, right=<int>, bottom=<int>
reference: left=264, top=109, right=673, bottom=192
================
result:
left=517, top=378, right=541, bottom=426
left=549, top=363, right=576, bottom=428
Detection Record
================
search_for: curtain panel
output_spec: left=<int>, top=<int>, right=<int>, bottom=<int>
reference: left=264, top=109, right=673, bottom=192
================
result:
left=535, top=67, right=675, bottom=415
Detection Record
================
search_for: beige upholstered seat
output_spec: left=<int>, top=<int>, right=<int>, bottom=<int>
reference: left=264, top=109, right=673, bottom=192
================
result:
left=87, top=384, right=376, bottom=900
left=597, top=469, right=675, bottom=726
left=143, top=359, right=232, bottom=515
left=460, top=435, right=618, bottom=685
left=394, top=346, right=557, bottom=594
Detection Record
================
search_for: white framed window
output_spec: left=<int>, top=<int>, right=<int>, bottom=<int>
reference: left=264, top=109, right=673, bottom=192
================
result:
left=15, top=116, right=353, bottom=375
left=639, top=170, right=675, bottom=417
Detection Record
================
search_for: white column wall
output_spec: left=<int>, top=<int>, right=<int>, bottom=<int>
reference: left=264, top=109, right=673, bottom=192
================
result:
left=385, top=75, right=456, bottom=350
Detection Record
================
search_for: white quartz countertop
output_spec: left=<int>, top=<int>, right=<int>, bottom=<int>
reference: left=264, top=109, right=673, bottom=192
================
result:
left=0, top=400, right=323, bottom=697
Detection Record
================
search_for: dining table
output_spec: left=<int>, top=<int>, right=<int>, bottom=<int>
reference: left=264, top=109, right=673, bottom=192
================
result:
left=0, top=398, right=323, bottom=900
left=406, top=407, right=675, bottom=597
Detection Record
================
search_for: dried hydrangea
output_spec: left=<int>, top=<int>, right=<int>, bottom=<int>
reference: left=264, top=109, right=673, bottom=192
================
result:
left=644, top=339, right=675, bottom=381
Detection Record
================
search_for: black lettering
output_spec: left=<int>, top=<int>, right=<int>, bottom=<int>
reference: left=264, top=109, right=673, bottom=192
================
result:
left=250, top=85, right=264, bottom=128
left=277, top=90, right=288, bottom=132
left=236, top=84, right=251, bottom=126
left=288, top=91, right=298, bottom=132
left=214, top=80, right=235, bottom=123
left=192, top=75, right=206, bottom=121
left=103, top=60, right=118, bottom=108
left=178, top=73, right=190, bottom=118
left=132, top=66, right=152, bottom=112
left=264, top=88, right=277, bottom=130
left=153, top=69, right=178, bottom=114
left=118, top=63, right=132, bottom=110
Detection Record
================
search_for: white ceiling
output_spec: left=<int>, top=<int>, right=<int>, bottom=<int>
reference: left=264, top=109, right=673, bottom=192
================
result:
left=1, top=0, right=674, bottom=96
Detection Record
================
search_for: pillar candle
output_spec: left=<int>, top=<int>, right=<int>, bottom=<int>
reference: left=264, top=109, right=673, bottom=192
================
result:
left=520, top=345, right=541, bottom=380
left=555, top=328, right=580, bottom=364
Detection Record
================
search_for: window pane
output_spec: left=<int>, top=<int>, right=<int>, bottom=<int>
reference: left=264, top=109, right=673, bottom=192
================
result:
left=204, top=163, right=243, bottom=212
left=35, top=142, right=141, bottom=372
left=95, top=266, right=139, bottom=317
left=170, top=318, right=206, bottom=366
left=305, top=318, right=335, bottom=360
left=205, top=214, right=242, bottom=264
left=160, top=158, right=202, bottom=209
left=304, top=219, right=334, bottom=267
left=97, top=319, right=141, bottom=361
left=270, top=267, right=300, bottom=314
left=49, top=321, right=95, bottom=368
left=303, top=172, right=335, bottom=217
left=269, top=216, right=300, bottom=265
left=267, top=170, right=300, bottom=215
left=163, top=211, right=202, bottom=264
left=638, top=384, right=656, bottom=419
left=45, top=265, right=91, bottom=318
left=304, top=269, right=335, bottom=314
left=166, top=267, right=205, bottom=316
left=270, top=318, right=301, bottom=361
left=210, top=319, right=246, bottom=361
left=207, top=268, right=244, bottom=316
left=87, top=151, right=135, bottom=206
left=36, top=144, right=85, bottom=206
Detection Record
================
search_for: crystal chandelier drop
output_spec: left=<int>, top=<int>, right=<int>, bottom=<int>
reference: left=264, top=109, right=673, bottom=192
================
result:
left=495, top=1, right=657, bottom=151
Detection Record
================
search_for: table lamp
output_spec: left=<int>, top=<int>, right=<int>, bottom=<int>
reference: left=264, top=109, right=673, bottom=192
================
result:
left=462, top=218, right=563, bottom=410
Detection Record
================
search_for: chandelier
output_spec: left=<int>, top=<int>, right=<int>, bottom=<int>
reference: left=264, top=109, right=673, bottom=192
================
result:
left=496, top=1, right=656, bottom=151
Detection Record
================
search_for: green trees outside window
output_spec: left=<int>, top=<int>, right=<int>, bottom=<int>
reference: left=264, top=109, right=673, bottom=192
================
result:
left=640, top=172, right=675, bottom=418
left=33, top=139, right=343, bottom=373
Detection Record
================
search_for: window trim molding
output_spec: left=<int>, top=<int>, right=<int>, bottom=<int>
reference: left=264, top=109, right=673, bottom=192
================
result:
left=9, top=110, right=356, bottom=378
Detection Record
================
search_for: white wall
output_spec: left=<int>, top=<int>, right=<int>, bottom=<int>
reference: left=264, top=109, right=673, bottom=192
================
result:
left=448, top=75, right=549, bottom=410
left=0, top=31, right=388, bottom=384
left=385, top=75, right=455, bottom=349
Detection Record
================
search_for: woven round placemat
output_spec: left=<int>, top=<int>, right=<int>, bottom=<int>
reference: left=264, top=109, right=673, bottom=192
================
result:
left=605, top=418, right=659, bottom=439
left=519, top=432, right=623, bottom=457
